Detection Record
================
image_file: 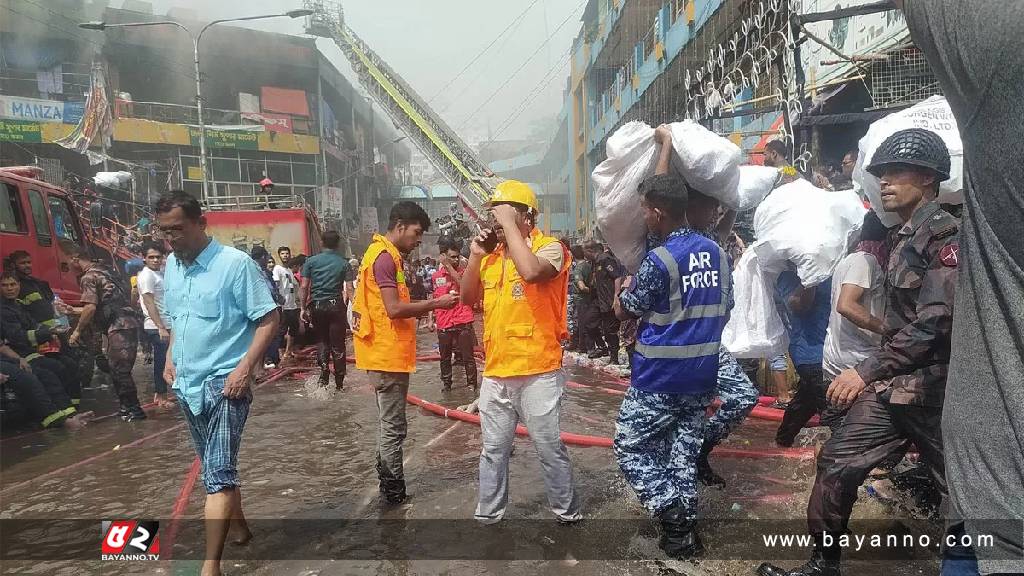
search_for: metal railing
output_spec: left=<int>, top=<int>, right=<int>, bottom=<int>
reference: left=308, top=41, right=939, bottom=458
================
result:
left=204, top=193, right=308, bottom=211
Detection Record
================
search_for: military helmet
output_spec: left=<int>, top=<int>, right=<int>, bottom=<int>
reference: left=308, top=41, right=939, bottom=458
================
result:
left=866, top=128, right=951, bottom=181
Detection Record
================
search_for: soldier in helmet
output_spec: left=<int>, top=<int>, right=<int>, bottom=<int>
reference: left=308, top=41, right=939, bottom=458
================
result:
left=65, top=244, right=147, bottom=421
left=757, top=128, right=959, bottom=576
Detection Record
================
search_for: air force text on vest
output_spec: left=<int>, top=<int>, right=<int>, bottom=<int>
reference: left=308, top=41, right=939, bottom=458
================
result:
left=681, top=252, right=720, bottom=292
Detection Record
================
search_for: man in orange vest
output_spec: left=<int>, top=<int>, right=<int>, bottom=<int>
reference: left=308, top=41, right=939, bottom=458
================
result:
left=352, top=201, right=458, bottom=505
left=461, top=180, right=582, bottom=524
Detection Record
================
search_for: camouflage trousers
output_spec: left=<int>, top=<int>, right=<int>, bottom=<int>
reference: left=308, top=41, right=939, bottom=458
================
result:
left=107, top=329, right=142, bottom=410
left=614, top=387, right=714, bottom=518
left=705, top=348, right=758, bottom=446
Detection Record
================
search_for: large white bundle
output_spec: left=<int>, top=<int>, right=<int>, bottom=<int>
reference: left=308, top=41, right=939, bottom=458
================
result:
left=734, top=165, right=781, bottom=211
left=94, top=171, right=132, bottom=189
left=753, top=179, right=867, bottom=287
left=593, top=121, right=657, bottom=272
left=722, top=247, right=789, bottom=358
left=668, top=120, right=744, bottom=208
left=853, top=96, right=964, bottom=227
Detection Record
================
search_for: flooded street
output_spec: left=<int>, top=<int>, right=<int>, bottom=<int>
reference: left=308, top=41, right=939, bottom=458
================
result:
left=1, top=336, right=941, bottom=575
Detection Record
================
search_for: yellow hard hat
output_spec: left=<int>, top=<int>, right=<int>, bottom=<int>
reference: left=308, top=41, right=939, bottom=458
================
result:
left=489, top=180, right=538, bottom=212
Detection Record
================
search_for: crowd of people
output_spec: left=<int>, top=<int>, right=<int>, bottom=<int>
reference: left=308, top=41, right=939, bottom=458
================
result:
left=1, top=4, right=1020, bottom=576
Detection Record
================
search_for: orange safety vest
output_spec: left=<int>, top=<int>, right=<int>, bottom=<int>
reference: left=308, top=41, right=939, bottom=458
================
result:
left=352, top=234, right=416, bottom=373
left=480, top=229, right=571, bottom=378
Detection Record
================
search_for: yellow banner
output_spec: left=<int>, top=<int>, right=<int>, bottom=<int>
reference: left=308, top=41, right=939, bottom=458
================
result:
left=111, top=117, right=320, bottom=155
left=113, top=118, right=190, bottom=145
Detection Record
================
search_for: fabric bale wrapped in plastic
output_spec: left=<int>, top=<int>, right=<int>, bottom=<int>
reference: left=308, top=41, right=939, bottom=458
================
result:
left=668, top=120, right=743, bottom=206
left=752, top=179, right=867, bottom=287
left=721, top=247, right=790, bottom=358
left=593, top=121, right=658, bottom=273
left=593, top=121, right=779, bottom=272
left=733, top=165, right=781, bottom=212
left=853, top=96, right=964, bottom=227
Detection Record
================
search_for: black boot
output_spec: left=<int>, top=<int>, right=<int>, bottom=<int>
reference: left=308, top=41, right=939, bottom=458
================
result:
left=318, top=369, right=330, bottom=388
left=697, top=438, right=726, bottom=488
left=657, top=502, right=703, bottom=559
left=333, top=359, right=346, bottom=391
left=588, top=348, right=608, bottom=359
left=441, top=381, right=452, bottom=393
left=381, top=478, right=407, bottom=505
left=120, top=405, right=147, bottom=422
left=757, top=534, right=841, bottom=576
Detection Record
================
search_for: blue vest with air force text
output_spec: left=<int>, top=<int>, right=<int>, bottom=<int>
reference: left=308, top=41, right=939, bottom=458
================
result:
left=632, top=233, right=730, bottom=395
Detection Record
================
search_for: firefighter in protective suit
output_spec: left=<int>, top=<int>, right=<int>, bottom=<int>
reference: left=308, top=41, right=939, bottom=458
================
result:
left=757, top=129, right=959, bottom=576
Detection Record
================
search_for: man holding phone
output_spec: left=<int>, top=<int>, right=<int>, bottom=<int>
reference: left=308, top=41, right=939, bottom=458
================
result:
left=461, top=180, right=581, bottom=525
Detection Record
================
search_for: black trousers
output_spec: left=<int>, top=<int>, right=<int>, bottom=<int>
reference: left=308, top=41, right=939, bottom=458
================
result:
left=1, top=359, right=73, bottom=426
left=583, top=304, right=620, bottom=358
left=807, top=390, right=946, bottom=535
left=776, top=364, right=846, bottom=446
left=438, top=322, right=477, bottom=389
left=29, top=354, right=82, bottom=403
left=311, top=298, right=347, bottom=385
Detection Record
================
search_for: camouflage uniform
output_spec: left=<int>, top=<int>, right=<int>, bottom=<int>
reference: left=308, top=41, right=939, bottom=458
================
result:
left=79, top=263, right=143, bottom=411
left=698, top=227, right=758, bottom=448
left=614, top=387, right=714, bottom=517
left=807, top=201, right=958, bottom=534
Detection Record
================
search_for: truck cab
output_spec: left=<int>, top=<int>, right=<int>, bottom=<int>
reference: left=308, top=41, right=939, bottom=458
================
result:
left=0, top=167, right=88, bottom=304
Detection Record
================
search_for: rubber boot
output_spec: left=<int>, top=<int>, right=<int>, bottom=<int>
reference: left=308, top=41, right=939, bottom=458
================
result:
left=333, top=359, right=346, bottom=391
left=757, top=534, right=842, bottom=576
left=318, top=369, right=330, bottom=388
left=657, top=502, right=703, bottom=559
left=376, top=461, right=407, bottom=505
left=120, top=405, right=148, bottom=422
left=697, top=438, right=727, bottom=488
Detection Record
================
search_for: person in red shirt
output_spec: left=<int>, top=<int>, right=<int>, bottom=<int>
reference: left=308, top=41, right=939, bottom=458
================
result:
left=432, top=237, right=478, bottom=393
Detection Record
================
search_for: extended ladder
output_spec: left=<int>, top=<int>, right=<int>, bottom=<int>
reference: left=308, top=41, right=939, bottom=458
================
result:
left=304, top=1, right=501, bottom=221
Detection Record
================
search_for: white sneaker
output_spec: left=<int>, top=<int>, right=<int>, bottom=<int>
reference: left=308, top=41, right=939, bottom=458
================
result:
left=264, top=362, right=277, bottom=369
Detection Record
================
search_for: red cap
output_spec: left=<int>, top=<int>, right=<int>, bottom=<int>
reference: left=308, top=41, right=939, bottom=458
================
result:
left=259, top=178, right=274, bottom=187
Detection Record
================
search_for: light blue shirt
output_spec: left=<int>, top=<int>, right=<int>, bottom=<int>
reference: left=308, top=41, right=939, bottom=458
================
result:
left=164, top=239, right=277, bottom=415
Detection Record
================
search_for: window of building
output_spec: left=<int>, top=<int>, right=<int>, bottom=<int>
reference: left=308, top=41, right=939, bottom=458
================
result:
left=242, top=159, right=267, bottom=183
left=266, top=162, right=292, bottom=184
left=0, top=183, right=27, bottom=233
left=27, top=189, right=52, bottom=246
left=544, top=195, right=569, bottom=213
left=212, top=157, right=241, bottom=182
left=292, top=162, right=317, bottom=186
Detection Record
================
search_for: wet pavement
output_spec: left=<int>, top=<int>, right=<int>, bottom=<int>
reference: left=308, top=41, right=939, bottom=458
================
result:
left=1, top=333, right=943, bottom=575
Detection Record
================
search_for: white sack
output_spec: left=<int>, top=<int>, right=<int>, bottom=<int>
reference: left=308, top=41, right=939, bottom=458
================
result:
left=593, top=121, right=657, bottom=273
left=94, top=171, right=132, bottom=188
left=669, top=120, right=743, bottom=208
left=722, top=246, right=789, bottom=358
left=753, top=179, right=867, bottom=287
left=734, top=165, right=781, bottom=212
left=853, top=96, right=964, bottom=227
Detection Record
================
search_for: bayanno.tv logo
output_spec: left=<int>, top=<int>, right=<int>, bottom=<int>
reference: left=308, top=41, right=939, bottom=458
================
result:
left=101, top=520, right=160, bottom=560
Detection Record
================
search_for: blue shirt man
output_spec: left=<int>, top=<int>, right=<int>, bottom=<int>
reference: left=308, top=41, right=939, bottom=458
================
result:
left=773, top=270, right=836, bottom=447
left=775, top=270, right=832, bottom=367
left=164, top=239, right=278, bottom=415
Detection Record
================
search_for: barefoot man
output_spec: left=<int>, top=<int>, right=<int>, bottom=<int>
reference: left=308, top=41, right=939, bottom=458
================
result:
left=156, top=190, right=280, bottom=576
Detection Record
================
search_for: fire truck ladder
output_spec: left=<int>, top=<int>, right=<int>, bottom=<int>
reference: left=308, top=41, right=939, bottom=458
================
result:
left=304, top=1, right=501, bottom=221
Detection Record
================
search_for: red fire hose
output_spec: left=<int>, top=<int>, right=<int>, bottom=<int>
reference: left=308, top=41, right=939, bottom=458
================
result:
left=405, top=393, right=813, bottom=459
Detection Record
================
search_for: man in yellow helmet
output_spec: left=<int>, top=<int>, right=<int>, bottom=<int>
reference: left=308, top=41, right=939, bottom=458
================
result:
left=461, top=180, right=582, bottom=524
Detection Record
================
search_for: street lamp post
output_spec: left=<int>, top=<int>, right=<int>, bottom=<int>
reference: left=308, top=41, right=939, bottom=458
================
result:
left=80, top=9, right=313, bottom=200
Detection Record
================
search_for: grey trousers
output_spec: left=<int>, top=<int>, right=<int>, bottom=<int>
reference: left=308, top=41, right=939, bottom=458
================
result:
left=475, top=370, right=582, bottom=523
left=371, top=371, right=410, bottom=482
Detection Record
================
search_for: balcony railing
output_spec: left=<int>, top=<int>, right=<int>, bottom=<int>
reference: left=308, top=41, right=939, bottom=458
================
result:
left=114, top=99, right=317, bottom=135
